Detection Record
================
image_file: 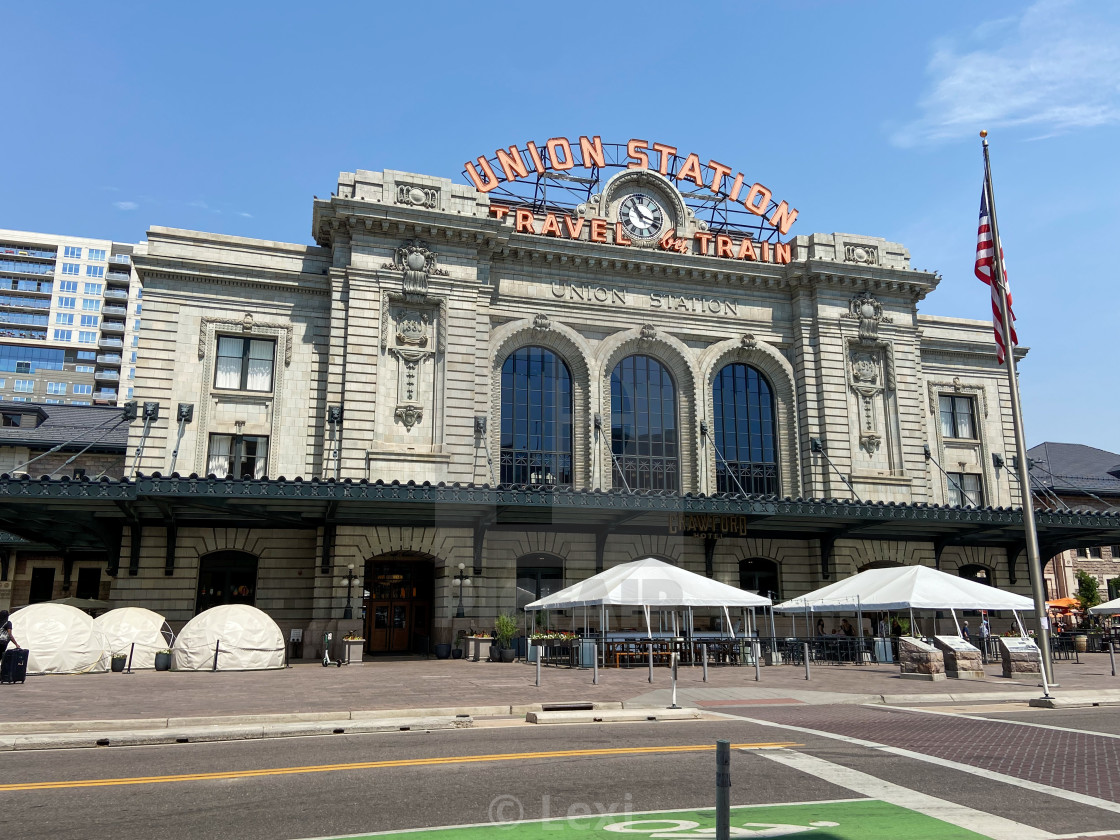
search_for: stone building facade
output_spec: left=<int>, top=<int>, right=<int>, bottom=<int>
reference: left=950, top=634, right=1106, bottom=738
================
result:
left=74, top=157, right=1070, bottom=655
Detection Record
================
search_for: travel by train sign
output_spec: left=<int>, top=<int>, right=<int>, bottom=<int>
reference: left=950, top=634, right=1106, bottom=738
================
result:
left=463, top=137, right=799, bottom=265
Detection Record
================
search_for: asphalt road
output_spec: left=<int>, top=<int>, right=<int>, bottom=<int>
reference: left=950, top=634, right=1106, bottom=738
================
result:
left=5, top=706, right=1120, bottom=840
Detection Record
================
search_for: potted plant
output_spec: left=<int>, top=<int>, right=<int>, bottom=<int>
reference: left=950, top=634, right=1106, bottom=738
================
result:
left=434, top=642, right=452, bottom=659
left=154, top=649, right=172, bottom=671
left=451, top=630, right=465, bottom=659
left=494, top=613, right=518, bottom=662
left=111, top=653, right=128, bottom=673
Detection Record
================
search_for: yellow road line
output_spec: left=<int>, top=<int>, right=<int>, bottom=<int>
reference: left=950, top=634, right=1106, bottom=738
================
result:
left=2, top=742, right=799, bottom=792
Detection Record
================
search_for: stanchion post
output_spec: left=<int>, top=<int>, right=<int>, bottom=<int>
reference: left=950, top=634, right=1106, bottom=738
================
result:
left=753, top=641, right=761, bottom=682
left=669, top=652, right=680, bottom=709
left=1110, top=639, right=1116, bottom=678
left=716, top=739, right=730, bottom=840
left=535, top=647, right=542, bottom=687
left=593, top=643, right=599, bottom=685
left=803, top=642, right=810, bottom=681
left=648, top=642, right=654, bottom=684
left=125, top=642, right=135, bottom=674
left=702, top=643, right=709, bottom=682
left=213, top=639, right=221, bottom=671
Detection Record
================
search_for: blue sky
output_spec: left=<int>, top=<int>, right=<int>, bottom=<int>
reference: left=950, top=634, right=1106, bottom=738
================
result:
left=2, top=0, right=1117, bottom=452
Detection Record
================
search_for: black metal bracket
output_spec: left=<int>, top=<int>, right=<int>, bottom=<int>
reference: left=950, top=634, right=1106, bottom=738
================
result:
left=62, top=553, right=74, bottom=592
left=127, top=524, right=141, bottom=577
left=1006, top=541, right=1025, bottom=585
left=164, top=519, right=177, bottom=577
left=473, top=513, right=495, bottom=576
left=704, top=537, right=716, bottom=578
left=820, top=535, right=835, bottom=580
left=596, top=530, right=608, bottom=574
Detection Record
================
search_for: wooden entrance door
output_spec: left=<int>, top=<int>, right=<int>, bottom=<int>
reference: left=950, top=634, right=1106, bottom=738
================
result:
left=364, top=557, right=433, bottom=654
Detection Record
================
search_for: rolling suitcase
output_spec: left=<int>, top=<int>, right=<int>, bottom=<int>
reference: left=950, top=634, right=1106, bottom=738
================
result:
left=1, top=648, right=28, bottom=684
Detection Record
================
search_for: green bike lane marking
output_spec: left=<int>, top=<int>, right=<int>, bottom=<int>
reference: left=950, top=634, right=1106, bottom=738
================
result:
left=317, top=800, right=991, bottom=839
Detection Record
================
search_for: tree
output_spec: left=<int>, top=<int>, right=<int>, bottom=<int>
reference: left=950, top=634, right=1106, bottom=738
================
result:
left=1075, top=569, right=1102, bottom=615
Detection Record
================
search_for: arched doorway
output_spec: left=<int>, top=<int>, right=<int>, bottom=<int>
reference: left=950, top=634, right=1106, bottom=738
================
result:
left=196, top=551, right=258, bottom=614
left=739, top=558, right=780, bottom=600
left=363, top=553, right=434, bottom=654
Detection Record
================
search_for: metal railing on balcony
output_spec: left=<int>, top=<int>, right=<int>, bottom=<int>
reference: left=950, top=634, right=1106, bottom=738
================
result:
left=0, top=259, right=54, bottom=276
left=98, top=337, right=124, bottom=349
left=109, top=255, right=131, bottom=265
left=94, top=369, right=120, bottom=381
left=0, top=245, right=57, bottom=260
left=100, top=321, right=126, bottom=333
left=103, top=289, right=129, bottom=300
left=105, top=271, right=130, bottom=284
left=94, top=389, right=118, bottom=400
left=102, top=305, right=127, bottom=317
left=96, top=354, right=122, bottom=365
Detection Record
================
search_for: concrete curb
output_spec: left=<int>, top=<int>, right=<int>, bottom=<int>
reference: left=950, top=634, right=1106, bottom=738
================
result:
left=527, top=708, right=701, bottom=724
left=0, top=715, right=473, bottom=751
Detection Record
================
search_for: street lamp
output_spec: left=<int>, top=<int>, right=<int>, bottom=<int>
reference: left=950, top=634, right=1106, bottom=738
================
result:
left=342, top=563, right=358, bottom=619
left=455, top=562, right=472, bottom=618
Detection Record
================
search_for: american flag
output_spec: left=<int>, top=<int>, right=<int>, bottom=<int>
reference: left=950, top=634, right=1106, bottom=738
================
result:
left=974, top=182, right=1017, bottom=364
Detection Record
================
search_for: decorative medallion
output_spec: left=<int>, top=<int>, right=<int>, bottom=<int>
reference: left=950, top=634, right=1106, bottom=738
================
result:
left=395, top=404, right=423, bottom=431
left=381, top=239, right=449, bottom=301
left=532, top=313, right=552, bottom=331
left=639, top=323, right=657, bottom=341
left=740, top=333, right=758, bottom=349
left=847, top=293, right=891, bottom=343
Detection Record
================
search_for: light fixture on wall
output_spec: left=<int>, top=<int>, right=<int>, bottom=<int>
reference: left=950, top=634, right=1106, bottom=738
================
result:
left=455, top=562, right=472, bottom=618
left=342, top=563, right=358, bottom=619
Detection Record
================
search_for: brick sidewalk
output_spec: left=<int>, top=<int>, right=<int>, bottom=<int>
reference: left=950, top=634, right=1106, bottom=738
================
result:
left=4, top=653, right=1117, bottom=725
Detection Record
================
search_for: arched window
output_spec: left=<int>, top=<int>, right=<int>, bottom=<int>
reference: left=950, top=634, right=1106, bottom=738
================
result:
left=611, top=355, right=679, bottom=491
left=958, top=564, right=994, bottom=586
left=739, top=558, right=780, bottom=599
left=195, top=551, right=258, bottom=614
left=500, top=347, right=573, bottom=487
left=713, top=363, right=777, bottom=495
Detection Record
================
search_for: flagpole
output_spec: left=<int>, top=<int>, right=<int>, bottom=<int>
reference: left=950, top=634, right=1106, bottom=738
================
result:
left=980, top=130, right=1054, bottom=687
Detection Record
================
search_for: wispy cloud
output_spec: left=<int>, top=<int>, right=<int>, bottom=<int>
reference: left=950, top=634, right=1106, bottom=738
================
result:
left=189, top=199, right=222, bottom=214
left=890, top=0, right=1120, bottom=147
left=113, top=201, right=139, bottom=211
left=238, top=211, right=253, bottom=218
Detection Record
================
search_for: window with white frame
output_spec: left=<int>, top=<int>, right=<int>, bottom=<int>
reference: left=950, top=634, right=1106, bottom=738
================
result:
left=73, top=384, right=93, bottom=395
left=85, top=266, right=104, bottom=279
left=61, top=263, right=80, bottom=276
left=946, top=472, right=983, bottom=507
left=207, top=434, right=269, bottom=479
left=83, top=282, right=102, bottom=295
left=57, top=296, right=75, bottom=309
left=214, top=336, right=274, bottom=392
left=56, top=313, right=74, bottom=325
left=13, top=379, right=33, bottom=393
left=78, top=331, right=97, bottom=344
left=63, top=246, right=82, bottom=259
left=87, top=248, right=106, bottom=261
left=74, top=365, right=94, bottom=373
left=80, top=315, right=99, bottom=327
left=72, top=400, right=90, bottom=406
left=10, top=396, right=27, bottom=403
left=59, top=280, right=78, bottom=293
left=82, top=299, right=100, bottom=312
left=46, top=382, right=66, bottom=395
left=53, top=329, right=72, bottom=341
left=939, top=395, right=977, bottom=439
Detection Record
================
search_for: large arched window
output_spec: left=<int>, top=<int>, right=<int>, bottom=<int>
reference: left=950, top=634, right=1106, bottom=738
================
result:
left=500, top=346, right=573, bottom=487
left=713, top=363, right=777, bottom=495
left=611, top=355, right=679, bottom=491
left=958, top=564, right=994, bottom=586
left=195, top=551, right=258, bottom=614
left=739, top=558, right=780, bottom=599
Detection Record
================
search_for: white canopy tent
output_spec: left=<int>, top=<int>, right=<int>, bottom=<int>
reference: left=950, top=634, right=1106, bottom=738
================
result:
left=10, top=603, right=112, bottom=674
left=774, top=564, right=1035, bottom=637
left=172, top=604, right=285, bottom=671
left=94, top=607, right=173, bottom=669
left=1089, top=596, right=1120, bottom=615
left=525, top=557, right=772, bottom=638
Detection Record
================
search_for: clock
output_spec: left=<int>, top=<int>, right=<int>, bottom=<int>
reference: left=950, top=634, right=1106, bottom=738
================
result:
left=618, top=193, right=666, bottom=240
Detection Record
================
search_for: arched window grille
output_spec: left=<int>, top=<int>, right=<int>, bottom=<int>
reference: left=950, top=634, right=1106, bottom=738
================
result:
left=713, top=363, right=778, bottom=495
left=500, top=346, right=572, bottom=487
left=610, top=355, right=679, bottom=491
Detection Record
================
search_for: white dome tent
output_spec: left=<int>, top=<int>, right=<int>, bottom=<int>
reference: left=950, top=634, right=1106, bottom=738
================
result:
left=94, top=607, right=173, bottom=670
left=10, top=603, right=112, bottom=674
left=172, top=604, right=285, bottom=671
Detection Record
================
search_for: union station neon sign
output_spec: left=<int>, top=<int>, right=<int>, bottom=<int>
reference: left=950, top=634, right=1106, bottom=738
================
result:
left=464, top=136, right=798, bottom=265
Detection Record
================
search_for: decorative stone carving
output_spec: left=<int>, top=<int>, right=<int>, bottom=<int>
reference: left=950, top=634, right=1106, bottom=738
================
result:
left=844, top=242, right=879, bottom=266
left=381, top=239, right=449, bottom=302
left=849, top=349, right=885, bottom=454
left=395, top=184, right=439, bottom=209
left=848, top=293, right=891, bottom=343
left=532, top=313, right=551, bottom=331
left=395, top=404, right=423, bottom=430
left=740, top=333, right=757, bottom=349
left=395, top=310, right=430, bottom=348
left=639, top=324, right=657, bottom=341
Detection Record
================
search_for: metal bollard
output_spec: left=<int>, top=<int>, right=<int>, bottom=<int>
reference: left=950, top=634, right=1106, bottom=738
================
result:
left=213, top=639, right=221, bottom=671
left=593, top=643, right=599, bottom=685
left=803, top=642, right=810, bottom=681
left=702, top=643, right=709, bottom=682
left=753, top=641, right=761, bottom=682
left=648, top=643, right=654, bottom=683
left=125, top=642, right=135, bottom=674
left=716, top=739, right=731, bottom=840
left=535, top=648, right=542, bottom=687
left=669, top=652, right=680, bottom=709
left=1110, top=640, right=1116, bottom=678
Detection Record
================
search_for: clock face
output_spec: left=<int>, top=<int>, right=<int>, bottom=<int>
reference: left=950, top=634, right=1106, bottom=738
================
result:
left=618, top=193, right=666, bottom=240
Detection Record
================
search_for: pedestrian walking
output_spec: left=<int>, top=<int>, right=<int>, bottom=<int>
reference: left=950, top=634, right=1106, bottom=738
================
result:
left=0, top=610, right=20, bottom=657
left=961, top=621, right=970, bottom=643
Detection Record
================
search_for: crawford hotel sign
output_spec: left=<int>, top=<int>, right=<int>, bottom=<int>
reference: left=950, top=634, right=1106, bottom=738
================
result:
left=464, top=136, right=798, bottom=265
